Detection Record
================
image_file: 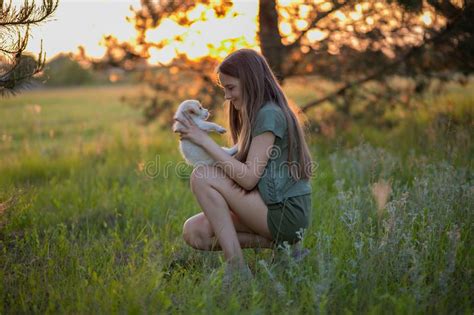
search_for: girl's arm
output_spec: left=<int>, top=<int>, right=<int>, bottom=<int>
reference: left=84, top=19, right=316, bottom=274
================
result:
left=200, top=132, right=275, bottom=190
left=174, top=112, right=274, bottom=190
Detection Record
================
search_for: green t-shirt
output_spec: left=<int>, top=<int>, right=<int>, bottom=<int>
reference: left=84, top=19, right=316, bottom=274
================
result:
left=251, top=102, right=312, bottom=205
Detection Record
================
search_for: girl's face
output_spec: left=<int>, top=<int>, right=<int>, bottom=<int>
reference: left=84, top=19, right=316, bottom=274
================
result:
left=218, top=72, right=242, bottom=110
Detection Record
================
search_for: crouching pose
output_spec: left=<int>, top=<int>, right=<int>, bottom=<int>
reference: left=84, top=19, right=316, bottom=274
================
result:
left=174, top=48, right=314, bottom=284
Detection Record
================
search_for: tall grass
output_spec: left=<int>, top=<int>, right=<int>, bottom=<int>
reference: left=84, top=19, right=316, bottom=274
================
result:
left=0, top=84, right=472, bottom=313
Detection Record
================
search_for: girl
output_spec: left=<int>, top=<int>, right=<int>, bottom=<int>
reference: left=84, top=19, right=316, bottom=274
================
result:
left=174, top=48, right=313, bottom=280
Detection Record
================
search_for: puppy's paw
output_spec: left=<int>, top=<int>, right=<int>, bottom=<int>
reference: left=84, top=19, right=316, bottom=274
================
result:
left=173, top=122, right=185, bottom=133
left=228, top=146, right=238, bottom=156
left=222, top=146, right=238, bottom=156
left=217, top=127, right=227, bottom=134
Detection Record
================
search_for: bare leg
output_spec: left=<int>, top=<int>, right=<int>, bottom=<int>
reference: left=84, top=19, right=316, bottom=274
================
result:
left=188, top=165, right=274, bottom=268
left=183, top=211, right=275, bottom=253
left=203, top=232, right=274, bottom=251
left=191, top=183, right=246, bottom=266
left=232, top=232, right=275, bottom=249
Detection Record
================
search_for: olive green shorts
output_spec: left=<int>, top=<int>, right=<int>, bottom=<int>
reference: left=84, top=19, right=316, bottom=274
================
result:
left=266, top=193, right=312, bottom=246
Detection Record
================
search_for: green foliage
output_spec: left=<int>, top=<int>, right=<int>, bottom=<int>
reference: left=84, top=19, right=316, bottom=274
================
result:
left=0, top=84, right=472, bottom=313
left=101, top=0, right=472, bottom=126
left=0, top=0, right=58, bottom=95
left=40, top=55, right=96, bottom=87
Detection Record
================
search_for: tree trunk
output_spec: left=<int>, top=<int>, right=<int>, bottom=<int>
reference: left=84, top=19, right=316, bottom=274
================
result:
left=258, top=0, right=287, bottom=83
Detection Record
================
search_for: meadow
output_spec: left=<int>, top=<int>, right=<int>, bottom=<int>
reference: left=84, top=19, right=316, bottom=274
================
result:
left=0, top=82, right=472, bottom=314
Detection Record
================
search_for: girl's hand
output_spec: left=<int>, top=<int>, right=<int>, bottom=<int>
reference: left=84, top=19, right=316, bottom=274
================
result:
left=174, top=113, right=211, bottom=147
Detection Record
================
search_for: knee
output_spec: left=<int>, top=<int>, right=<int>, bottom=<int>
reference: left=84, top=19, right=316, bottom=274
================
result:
left=190, top=165, right=207, bottom=194
left=182, top=216, right=213, bottom=250
left=190, top=165, right=217, bottom=194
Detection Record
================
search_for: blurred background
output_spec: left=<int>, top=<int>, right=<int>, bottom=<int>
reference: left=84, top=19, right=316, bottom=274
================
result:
left=1, top=1, right=473, bottom=313
left=2, top=0, right=472, bottom=133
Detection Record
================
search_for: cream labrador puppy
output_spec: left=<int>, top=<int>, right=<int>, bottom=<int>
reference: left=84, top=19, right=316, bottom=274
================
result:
left=173, top=100, right=238, bottom=166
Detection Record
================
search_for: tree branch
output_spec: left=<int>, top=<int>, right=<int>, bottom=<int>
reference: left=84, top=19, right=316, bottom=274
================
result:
left=287, top=1, right=350, bottom=51
left=0, top=0, right=58, bottom=27
left=282, top=1, right=351, bottom=78
left=301, top=6, right=465, bottom=112
left=0, top=0, right=57, bottom=95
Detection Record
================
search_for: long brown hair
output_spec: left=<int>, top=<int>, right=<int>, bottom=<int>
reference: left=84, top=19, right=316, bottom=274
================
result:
left=216, top=48, right=313, bottom=180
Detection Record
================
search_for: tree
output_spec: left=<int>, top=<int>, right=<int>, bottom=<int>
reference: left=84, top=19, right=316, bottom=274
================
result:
left=0, top=0, right=59, bottom=96
left=259, top=0, right=472, bottom=113
left=80, top=0, right=243, bottom=125
left=42, top=53, right=96, bottom=87
left=84, top=0, right=473, bottom=128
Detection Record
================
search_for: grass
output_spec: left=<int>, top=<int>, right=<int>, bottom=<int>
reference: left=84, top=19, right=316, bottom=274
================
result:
left=0, top=83, right=473, bottom=314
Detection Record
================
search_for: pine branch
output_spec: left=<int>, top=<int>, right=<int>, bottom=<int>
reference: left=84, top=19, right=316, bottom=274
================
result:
left=0, top=0, right=57, bottom=95
left=0, top=0, right=58, bottom=27
left=0, top=41, right=46, bottom=96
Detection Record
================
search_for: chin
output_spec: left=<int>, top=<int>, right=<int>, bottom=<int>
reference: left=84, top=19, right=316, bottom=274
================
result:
left=232, top=102, right=241, bottom=110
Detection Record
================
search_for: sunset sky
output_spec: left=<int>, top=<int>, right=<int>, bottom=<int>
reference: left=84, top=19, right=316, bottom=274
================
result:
left=23, top=0, right=259, bottom=63
left=25, top=0, right=140, bottom=60
left=20, top=0, right=436, bottom=64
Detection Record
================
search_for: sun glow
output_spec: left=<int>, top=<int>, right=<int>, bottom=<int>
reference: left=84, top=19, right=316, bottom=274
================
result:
left=334, top=11, right=347, bottom=22
left=307, top=29, right=327, bottom=42
left=22, top=0, right=141, bottom=61
left=144, top=2, right=258, bottom=63
left=420, top=12, right=433, bottom=26
left=19, top=0, right=442, bottom=65
left=21, top=0, right=257, bottom=63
